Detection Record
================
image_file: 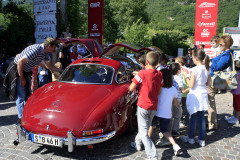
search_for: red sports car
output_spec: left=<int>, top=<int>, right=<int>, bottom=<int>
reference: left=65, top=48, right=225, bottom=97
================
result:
left=15, top=38, right=156, bottom=152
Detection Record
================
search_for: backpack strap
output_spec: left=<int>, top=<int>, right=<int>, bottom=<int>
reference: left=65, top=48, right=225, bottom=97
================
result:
left=229, top=51, right=235, bottom=71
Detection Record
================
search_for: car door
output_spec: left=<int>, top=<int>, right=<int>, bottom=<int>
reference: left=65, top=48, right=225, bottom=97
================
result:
left=115, top=66, right=137, bottom=128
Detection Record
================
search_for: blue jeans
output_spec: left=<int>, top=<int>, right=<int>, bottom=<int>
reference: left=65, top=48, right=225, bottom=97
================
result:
left=38, top=74, right=49, bottom=88
left=188, top=111, right=206, bottom=140
left=135, top=107, right=158, bottom=160
left=16, top=77, right=31, bottom=119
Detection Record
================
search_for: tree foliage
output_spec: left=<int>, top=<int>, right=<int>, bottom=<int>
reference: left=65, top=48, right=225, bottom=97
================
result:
left=0, top=1, right=34, bottom=55
left=146, top=0, right=239, bottom=36
left=123, top=19, right=151, bottom=47
left=152, top=30, right=189, bottom=56
left=66, top=0, right=87, bottom=37
left=57, top=0, right=88, bottom=38
left=146, top=0, right=196, bottom=36
left=103, top=0, right=119, bottom=42
left=217, top=0, right=240, bottom=33
left=1, top=0, right=239, bottom=57
left=104, top=0, right=149, bottom=42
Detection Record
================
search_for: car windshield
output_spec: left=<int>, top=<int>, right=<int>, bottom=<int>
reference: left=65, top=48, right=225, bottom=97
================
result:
left=59, top=64, right=114, bottom=84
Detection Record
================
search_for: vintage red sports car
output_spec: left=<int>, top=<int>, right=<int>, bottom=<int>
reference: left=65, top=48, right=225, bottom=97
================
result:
left=15, top=38, right=156, bottom=152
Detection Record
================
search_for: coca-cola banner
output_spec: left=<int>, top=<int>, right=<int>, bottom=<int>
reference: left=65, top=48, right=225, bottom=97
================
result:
left=194, top=0, right=219, bottom=58
left=88, top=0, right=104, bottom=45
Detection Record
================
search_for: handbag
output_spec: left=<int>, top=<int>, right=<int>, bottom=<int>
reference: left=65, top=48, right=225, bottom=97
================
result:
left=213, top=52, right=238, bottom=90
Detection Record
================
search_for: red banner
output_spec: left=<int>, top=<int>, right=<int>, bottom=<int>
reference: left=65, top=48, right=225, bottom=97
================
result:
left=88, top=0, right=104, bottom=46
left=194, top=0, right=218, bottom=58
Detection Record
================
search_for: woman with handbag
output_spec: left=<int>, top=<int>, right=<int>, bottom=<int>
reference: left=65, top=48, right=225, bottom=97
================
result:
left=208, top=35, right=234, bottom=131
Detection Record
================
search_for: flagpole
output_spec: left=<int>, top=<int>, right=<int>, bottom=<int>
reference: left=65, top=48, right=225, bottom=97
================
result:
left=239, top=10, right=240, bottom=27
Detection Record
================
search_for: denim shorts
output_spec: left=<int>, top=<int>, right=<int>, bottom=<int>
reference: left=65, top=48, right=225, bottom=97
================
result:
left=152, top=116, right=171, bottom=133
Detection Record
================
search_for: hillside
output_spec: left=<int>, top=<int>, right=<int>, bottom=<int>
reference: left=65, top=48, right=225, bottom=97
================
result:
left=146, top=0, right=240, bottom=35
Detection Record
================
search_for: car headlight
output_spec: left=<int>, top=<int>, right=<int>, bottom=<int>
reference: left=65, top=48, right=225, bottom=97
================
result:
left=83, top=129, right=103, bottom=136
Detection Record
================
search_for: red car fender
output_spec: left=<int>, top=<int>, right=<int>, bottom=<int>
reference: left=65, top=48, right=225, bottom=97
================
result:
left=79, top=83, right=131, bottom=136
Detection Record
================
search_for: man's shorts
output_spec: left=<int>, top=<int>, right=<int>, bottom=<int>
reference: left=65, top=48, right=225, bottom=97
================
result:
left=152, top=116, right=171, bottom=133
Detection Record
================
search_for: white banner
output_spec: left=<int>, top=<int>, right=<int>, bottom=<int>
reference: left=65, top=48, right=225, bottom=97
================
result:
left=35, top=13, right=57, bottom=44
left=34, top=0, right=57, bottom=14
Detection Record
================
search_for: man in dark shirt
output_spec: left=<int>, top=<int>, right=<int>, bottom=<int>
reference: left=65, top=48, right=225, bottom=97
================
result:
left=185, top=48, right=195, bottom=68
left=56, top=43, right=72, bottom=70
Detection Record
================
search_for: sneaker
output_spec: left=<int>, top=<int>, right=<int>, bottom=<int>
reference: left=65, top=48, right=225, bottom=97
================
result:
left=155, top=138, right=171, bottom=146
left=228, top=117, right=238, bottom=124
left=233, top=121, right=240, bottom=127
left=172, top=131, right=181, bottom=137
left=195, top=137, right=205, bottom=147
left=199, top=140, right=205, bottom=147
left=225, top=116, right=235, bottom=121
left=130, top=142, right=141, bottom=151
left=179, top=122, right=185, bottom=128
left=173, top=145, right=182, bottom=156
left=181, top=136, right=195, bottom=144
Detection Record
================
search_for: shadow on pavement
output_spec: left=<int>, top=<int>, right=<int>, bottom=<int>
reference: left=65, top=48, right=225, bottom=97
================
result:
left=161, top=148, right=190, bottom=160
left=0, top=101, right=16, bottom=110
left=0, top=114, right=18, bottom=126
left=29, top=132, right=137, bottom=159
left=171, top=113, right=240, bottom=153
left=22, top=112, right=240, bottom=159
left=205, top=113, right=240, bottom=145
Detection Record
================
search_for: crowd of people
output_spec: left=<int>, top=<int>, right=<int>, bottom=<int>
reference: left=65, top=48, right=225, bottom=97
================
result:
left=1, top=31, right=240, bottom=159
left=128, top=35, right=240, bottom=160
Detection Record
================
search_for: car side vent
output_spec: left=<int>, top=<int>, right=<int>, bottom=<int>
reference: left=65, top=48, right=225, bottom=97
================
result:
left=81, top=60, right=91, bottom=63
left=91, top=61, right=102, bottom=63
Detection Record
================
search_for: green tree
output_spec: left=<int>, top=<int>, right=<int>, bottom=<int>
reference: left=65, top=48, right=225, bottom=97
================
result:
left=58, top=0, right=88, bottom=38
left=152, top=30, right=190, bottom=56
left=217, top=0, right=240, bottom=33
left=123, top=19, right=151, bottom=47
left=104, top=0, right=119, bottom=42
left=0, top=1, right=34, bottom=56
left=146, top=0, right=240, bottom=36
left=106, top=0, right=149, bottom=42
left=147, top=0, right=195, bottom=36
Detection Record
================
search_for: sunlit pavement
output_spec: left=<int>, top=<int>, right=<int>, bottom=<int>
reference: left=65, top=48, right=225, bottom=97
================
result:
left=0, top=87, right=240, bottom=160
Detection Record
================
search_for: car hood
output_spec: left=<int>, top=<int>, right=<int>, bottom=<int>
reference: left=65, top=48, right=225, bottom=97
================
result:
left=24, top=82, right=112, bottom=133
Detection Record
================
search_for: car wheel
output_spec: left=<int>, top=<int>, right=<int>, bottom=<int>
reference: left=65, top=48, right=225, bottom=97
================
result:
left=126, top=103, right=137, bottom=133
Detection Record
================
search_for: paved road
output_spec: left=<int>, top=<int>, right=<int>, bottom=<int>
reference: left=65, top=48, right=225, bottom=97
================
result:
left=0, top=87, right=240, bottom=160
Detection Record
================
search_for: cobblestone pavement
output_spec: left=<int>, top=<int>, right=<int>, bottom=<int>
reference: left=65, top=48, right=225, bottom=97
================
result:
left=0, top=87, right=240, bottom=160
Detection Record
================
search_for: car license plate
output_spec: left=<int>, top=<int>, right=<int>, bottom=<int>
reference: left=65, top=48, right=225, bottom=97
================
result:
left=31, top=134, right=60, bottom=146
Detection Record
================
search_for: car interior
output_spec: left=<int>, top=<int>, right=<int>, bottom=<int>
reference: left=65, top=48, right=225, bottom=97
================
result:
left=103, top=54, right=137, bottom=80
left=116, top=66, right=129, bottom=84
